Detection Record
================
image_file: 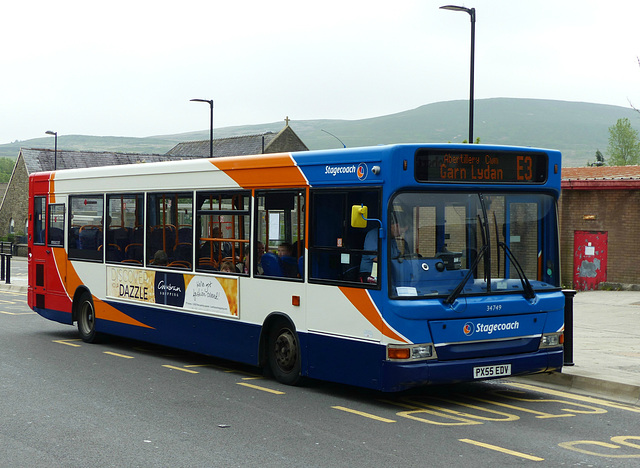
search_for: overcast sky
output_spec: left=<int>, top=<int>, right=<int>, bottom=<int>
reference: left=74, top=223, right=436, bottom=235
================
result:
left=2, top=0, right=639, bottom=144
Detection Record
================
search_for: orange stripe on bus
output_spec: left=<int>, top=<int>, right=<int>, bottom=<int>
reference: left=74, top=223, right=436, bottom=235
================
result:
left=338, top=287, right=407, bottom=343
left=53, top=249, right=153, bottom=329
left=211, top=153, right=308, bottom=189
left=49, top=172, right=56, bottom=203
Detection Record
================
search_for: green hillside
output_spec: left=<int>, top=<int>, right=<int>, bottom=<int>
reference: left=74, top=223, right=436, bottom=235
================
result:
left=3, top=98, right=639, bottom=167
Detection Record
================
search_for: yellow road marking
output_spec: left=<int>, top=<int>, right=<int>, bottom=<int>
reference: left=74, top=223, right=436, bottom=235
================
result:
left=103, top=351, right=134, bottom=359
left=236, top=382, right=285, bottom=394
left=224, top=369, right=263, bottom=378
left=332, top=406, right=396, bottom=423
left=559, top=437, right=640, bottom=458
left=1, top=311, right=36, bottom=315
left=381, top=398, right=483, bottom=426
left=162, top=365, right=200, bottom=374
left=53, top=339, right=82, bottom=347
left=184, top=364, right=223, bottom=368
left=183, top=364, right=263, bottom=379
left=506, top=382, right=640, bottom=413
left=459, top=439, right=544, bottom=461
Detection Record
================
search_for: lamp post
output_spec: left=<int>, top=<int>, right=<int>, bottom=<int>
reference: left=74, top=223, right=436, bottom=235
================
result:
left=190, top=99, right=214, bottom=157
left=440, top=5, right=476, bottom=144
left=45, top=130, right=58, bottom=170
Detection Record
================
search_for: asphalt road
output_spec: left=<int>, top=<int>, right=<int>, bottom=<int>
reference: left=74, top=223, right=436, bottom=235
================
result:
left=2, top=290, right=640, bottom=467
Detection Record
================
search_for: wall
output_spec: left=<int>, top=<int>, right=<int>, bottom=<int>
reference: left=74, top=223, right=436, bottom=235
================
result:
left=559, top=188, right=640, bottom=287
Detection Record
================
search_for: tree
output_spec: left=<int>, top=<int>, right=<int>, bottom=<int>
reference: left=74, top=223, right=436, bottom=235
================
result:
left=0, top=157, right=16, bottom=183
left=588, top=149, right=605, bottom=167
left=606, top=118, right=640, bottom=165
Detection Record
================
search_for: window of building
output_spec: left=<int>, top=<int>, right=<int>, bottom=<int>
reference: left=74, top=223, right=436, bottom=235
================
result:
left=68, top=195, right=104, bottom=261
left=146, top=192, right=193, bottom=269
left=309, top=188, right=381, bottom=286
left=255, top=190, right=305, bottom=279
left=106, top=194, right=144, bottom=264
left=196, top=191, right=250, bottom=274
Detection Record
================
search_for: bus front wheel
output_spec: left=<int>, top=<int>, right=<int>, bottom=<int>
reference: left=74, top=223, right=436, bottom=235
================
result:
left=77, top=292, right=99, bottom=343
left=267, top=319, right=301, bottom=385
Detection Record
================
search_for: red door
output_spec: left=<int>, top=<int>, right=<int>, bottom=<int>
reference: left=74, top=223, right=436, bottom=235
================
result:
left=573, top=230, right=608, bottom=291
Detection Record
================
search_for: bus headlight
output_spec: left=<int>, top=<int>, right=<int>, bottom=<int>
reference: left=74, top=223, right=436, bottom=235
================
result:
left=540, top=332, right=564, bottom=348
left=387, top=343, right=436, bottom=361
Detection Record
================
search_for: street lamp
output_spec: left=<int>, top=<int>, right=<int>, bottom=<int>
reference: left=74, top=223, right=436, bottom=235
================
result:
left=45, top=130, right=58, bottom=170
left=190, top=99, right=214, bottom=157
left=440, top=5, right=476, bottom=144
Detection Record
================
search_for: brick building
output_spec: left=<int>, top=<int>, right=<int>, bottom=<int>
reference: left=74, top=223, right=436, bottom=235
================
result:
left=560, top=166, right=640, bottom=289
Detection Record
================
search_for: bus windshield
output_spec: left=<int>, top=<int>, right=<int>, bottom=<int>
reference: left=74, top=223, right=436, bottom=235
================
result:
left=389, top=191, right=560, bottom=299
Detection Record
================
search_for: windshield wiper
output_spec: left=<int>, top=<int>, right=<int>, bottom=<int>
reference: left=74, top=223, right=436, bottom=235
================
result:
left=443, top=243, right=489, bottom=305
left=478, top=194, right=491, bottom=292
left=498, top=241, right=536, bottom=300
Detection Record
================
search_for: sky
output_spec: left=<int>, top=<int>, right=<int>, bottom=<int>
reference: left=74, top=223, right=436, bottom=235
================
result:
left=2, top=0, right=640, bottom=145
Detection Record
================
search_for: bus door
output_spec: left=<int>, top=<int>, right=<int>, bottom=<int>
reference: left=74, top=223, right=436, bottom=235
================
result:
left=29, top=195, right=48, bottom=310
left=47, top=202, right=67, bottom=296
left=30, top=191, right=68, bottom=313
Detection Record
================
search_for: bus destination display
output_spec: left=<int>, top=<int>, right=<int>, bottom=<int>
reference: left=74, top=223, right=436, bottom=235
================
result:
left=415, top=149, right=548, bottom=184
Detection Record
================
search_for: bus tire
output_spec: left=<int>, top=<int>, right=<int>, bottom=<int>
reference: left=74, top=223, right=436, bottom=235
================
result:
left=77, top=292, right=99, bottom=343
left=267, top=319, right=301, bottom=386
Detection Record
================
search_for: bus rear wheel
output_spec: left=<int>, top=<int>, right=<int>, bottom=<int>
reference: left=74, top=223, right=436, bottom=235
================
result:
left=268, top=319, right=301, bottom=385
left=77, top=292, right=99, bottom=343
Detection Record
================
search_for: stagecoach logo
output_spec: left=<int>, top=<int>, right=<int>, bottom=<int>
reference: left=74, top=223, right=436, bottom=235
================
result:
left=464, top=320, right=521, bottom=337
left=357, top=163, right=368, bottom=181
left=324, top=163, right=368, bottom=181
left=463, top=321, right=475, bottom=336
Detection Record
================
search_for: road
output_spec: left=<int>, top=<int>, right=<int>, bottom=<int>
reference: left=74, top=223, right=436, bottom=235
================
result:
left=2, top=290, right=640, bottom=467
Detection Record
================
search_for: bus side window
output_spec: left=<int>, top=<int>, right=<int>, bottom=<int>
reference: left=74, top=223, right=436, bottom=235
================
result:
left=33, top=196, right=46, bottom=245
left=68, top=195, right=104, bottom=262
left=255, top=190, right=305, bottom=280
left=309, top=188, right=381, bottom=286
left=47, top=203, right=65, bottom=247
left=195, top=191, right=250, bottom=274
left=106, top=194, right=144, bottom=264
left=146, top=192, right=193, bottom=270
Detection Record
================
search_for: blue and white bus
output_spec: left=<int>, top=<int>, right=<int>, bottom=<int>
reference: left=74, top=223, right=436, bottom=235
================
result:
left=29, top=144, right=564, bottom=391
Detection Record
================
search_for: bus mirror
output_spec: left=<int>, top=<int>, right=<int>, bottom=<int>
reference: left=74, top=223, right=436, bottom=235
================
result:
left=351, top=205, right=368, bottom=228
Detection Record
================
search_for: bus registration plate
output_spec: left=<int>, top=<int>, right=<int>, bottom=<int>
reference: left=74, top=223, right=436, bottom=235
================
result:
left=473, top=364, right=511, bottom=379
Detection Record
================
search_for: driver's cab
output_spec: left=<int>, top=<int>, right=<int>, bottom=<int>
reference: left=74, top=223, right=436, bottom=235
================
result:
left=352, top=189, right=560, bottom=300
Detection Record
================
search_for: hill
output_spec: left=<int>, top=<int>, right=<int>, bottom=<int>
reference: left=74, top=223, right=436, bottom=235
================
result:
left=3, top=98, right=639, bottom=167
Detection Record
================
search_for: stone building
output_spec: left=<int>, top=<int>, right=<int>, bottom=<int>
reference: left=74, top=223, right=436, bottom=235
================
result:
left=560, top=165, right=640, bottom=290
left=0, top=123, right=309, bottom=242
left=166, top=124, right=308, bottom=157
left=0, top=149, right=196, bottom=242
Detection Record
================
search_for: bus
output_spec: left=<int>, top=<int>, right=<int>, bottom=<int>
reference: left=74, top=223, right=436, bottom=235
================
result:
left=28, top=144, right=564, bottom=392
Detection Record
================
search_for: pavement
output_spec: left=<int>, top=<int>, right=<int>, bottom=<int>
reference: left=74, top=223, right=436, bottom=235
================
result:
left=2, top=256, right=638, bottom=405
left=525, top=289, right=640, bottom=406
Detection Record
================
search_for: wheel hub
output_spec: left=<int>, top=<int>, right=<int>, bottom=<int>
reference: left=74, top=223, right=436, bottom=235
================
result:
left=274, top=331, right=297, bottom=371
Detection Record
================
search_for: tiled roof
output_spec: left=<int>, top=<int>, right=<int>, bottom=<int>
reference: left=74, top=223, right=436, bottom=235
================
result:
left=562, top=165, right=640, bottom=190
left=562, top=166, right=640, bottom=180
left=21, top=148, right=200, bottom=174
left=167, top=133, right=278, bottom=157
